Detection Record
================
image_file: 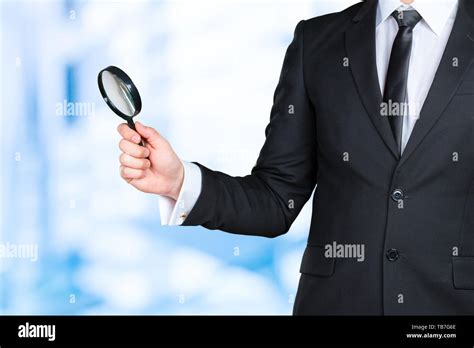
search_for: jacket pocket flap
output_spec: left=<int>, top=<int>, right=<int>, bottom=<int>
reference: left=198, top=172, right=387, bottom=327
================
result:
left=453, top=257, right=474, bottom=290
left=300, top=245, right=335, bottom=277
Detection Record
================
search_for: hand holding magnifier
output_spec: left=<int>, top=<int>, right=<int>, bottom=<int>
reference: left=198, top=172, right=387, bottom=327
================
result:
left=98, top=66, right=145, bottom=146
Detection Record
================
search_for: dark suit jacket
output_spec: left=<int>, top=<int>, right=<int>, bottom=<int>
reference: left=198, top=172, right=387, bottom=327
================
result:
left=183, top=0, right=474, bottom=315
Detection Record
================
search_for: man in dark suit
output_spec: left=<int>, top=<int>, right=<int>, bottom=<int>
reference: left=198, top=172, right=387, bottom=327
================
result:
left=117, top=0, right=474, bottom=315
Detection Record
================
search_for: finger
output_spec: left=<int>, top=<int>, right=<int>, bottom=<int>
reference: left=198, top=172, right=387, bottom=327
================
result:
left=119, top=153, right=151, bottom=170
left=118, top=123, right=142, bottom=144
left=120, top=166, right=133, bottom=183
left=135, top=122, right=163, bottom=148
left=119, top=139, right=150, bottom=158
left=120, top=166, right=146, bottom=180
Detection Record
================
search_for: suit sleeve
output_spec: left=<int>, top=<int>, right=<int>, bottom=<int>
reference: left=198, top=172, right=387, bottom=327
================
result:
left=182, top=20, right=318, bottom=237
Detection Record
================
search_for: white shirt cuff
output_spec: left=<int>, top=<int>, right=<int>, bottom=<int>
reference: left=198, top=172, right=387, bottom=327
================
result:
left=158, top=161, right=202, bottom=226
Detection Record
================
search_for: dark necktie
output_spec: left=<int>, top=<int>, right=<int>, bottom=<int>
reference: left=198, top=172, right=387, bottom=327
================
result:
left=383, top=9, right=423, bottom=156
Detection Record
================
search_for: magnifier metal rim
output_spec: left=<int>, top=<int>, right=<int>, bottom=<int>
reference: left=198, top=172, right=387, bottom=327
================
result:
left=98, top=65, right=142, bottom=120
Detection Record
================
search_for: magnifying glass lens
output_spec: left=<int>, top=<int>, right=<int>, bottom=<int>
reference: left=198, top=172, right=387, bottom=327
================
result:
left=98, top=66, right=144, bottom=146
left=101, top=71, right=136, bottom=116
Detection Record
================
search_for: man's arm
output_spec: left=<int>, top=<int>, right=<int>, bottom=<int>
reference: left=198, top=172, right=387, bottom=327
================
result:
left=118, top=20, right=318, bottom=237
left=182, top=20, right=318, bottom=236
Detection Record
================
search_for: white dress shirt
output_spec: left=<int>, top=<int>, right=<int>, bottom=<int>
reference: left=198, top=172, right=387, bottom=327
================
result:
left=158, top=160, right=202, bottom=225
left=160, top=0, right=459, bottom=226
left=376, top=0, right=458, bottom=152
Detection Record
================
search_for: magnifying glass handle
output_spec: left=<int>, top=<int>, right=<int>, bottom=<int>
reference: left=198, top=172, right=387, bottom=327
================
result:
left=127, top=120, right=145, bottom=147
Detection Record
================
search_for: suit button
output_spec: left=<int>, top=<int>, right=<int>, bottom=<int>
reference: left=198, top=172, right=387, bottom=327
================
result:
left=391, top=189, right=404, bottom=202
left=386, top=249, right=399, bottom=262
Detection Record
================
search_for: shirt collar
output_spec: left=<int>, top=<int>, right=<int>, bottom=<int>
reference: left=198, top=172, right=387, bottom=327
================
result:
left=376, top=0, right=459, bottom=36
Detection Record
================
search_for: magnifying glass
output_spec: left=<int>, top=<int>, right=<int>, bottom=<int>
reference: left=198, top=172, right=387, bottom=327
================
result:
left=98, top=66, right=144, bottom=146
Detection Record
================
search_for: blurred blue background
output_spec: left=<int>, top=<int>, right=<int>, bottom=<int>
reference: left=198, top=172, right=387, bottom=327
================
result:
left=0, top=0, right=358, bottom=315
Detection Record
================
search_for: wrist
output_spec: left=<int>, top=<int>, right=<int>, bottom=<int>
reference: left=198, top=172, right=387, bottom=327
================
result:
left=167, top=162, right=185, bottom=201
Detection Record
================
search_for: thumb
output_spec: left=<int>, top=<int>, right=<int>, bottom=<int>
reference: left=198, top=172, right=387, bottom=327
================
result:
left=135, top=122, right=162, bottom=148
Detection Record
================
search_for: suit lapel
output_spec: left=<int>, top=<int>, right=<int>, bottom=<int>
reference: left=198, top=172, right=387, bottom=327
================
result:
left=345, top=0, right=400, bottom=159
left=399, top=0, right=474, bottom=167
